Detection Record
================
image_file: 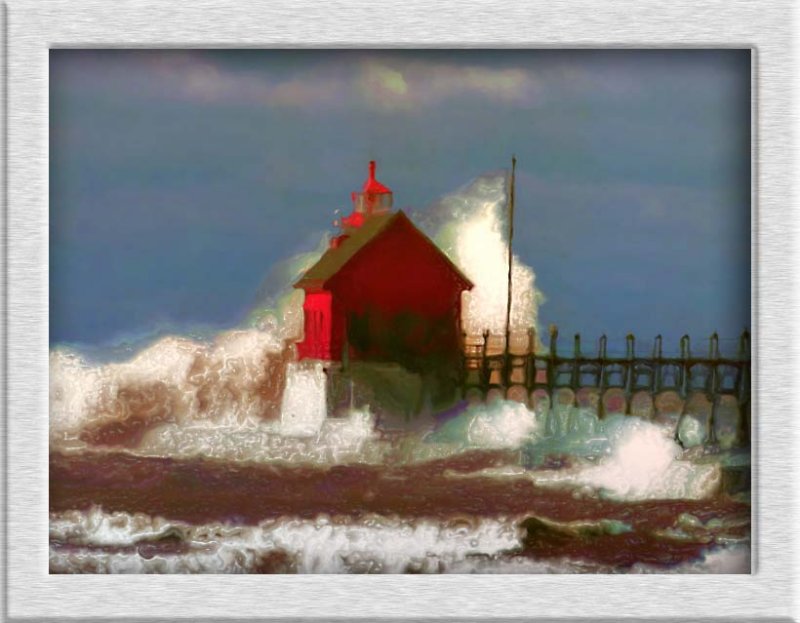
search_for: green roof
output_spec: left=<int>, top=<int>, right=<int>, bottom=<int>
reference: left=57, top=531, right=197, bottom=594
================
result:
left=294, top=210, right=472, bottom=290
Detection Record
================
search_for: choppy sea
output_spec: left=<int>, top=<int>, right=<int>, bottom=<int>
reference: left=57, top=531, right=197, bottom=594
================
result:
left=50, top=348, right=750, bottom=574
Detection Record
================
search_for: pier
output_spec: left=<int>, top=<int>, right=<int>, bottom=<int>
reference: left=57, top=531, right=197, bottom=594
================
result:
left=461, top=327, right=751, bottom=447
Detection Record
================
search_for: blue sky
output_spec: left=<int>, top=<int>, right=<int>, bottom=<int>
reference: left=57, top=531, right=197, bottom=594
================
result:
left=50, top=49, right=750, bottom=355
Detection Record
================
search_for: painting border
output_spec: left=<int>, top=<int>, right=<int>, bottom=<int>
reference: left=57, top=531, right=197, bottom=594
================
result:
left=3, top=0, right=795, bottom=621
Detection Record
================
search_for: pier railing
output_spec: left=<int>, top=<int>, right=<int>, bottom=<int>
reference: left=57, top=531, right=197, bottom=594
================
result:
left=461, top=327, right=751, bottom=447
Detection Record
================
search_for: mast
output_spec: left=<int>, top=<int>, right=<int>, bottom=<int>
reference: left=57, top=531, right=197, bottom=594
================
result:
left=504, top=156, right=516, bottom=368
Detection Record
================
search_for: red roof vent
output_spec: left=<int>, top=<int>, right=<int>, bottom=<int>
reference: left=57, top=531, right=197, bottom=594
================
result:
left=362, top=160, right=391, bottom=194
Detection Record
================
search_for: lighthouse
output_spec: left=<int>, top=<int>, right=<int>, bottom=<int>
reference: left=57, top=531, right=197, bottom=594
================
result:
left=294, top=161, right=473, bottom=373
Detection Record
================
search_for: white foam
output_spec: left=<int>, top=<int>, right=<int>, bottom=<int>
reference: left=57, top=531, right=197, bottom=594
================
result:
left=49, top=350, right=105, bottom=437
left=314, top=408, right=377, bottom=462
left=50, top=328, right=286, bottom=447
left=49, top=508, right=521, bottom=574
left=49, top=507, right=748, bottom=574
left=136, top=409, right=385, bottom=465
left=425, top=174, right=543, bottom=335
left=466, top=400, right=542, bottom=449
left=50, top=507, right=174, bottom=546
left=529, top=417, right=722, bottom=501
left=267, top=516, right=520, bottom=573
left=51, top=347, right=380, bottom=465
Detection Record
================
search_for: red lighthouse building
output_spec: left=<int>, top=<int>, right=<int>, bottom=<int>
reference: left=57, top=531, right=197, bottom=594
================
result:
left=294, top=161, right=472, bottom=373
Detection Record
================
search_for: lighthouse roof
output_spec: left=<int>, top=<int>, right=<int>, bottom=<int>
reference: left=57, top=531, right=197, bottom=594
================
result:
left=294, top=210, right=472, bottom=291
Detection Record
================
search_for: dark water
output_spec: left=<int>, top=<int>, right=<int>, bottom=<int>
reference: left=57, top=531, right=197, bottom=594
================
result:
left=49, top=449, right=750, bottom=573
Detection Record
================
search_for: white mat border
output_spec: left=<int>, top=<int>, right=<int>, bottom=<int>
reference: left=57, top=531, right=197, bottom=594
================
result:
left=4, top=1, right=794, bottom=621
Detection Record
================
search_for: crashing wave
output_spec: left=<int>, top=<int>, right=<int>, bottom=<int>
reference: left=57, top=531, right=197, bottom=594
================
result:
left=50, top=508, right=521, bottom=574
left=527, top=415, right=722, bottom=501
left=416, top=173, right=543, bottom=335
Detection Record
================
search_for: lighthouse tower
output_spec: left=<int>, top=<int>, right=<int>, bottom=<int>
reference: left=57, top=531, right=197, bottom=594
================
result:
left=339, top=160, right=394, bottom=233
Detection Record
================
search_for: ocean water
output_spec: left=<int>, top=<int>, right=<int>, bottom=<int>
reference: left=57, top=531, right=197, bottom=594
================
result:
left=49, top=353, right=750, bottom=574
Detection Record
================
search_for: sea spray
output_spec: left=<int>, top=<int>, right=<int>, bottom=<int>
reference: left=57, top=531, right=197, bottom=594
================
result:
left=467, top=400, right=541, bottom=448
left=50, top=508, right=521, bottom=574
left=246, top=233, right=331, bottom=341
left=49, top=506, right=748, bottom=574
left=431, top=399, right=542, bottom=450
left=416, top=174, right=544, bottom=335
left=430, top=404, right=721, bottom=501
left=50, top=329, right=288, bottom=449
left=137, top=411, right=384, bottom=465
left=529, top=415, right=722, bottom=501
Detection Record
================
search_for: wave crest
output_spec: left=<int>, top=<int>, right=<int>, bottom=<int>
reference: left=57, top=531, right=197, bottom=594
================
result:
left=50, top=329, right=290, bottom=449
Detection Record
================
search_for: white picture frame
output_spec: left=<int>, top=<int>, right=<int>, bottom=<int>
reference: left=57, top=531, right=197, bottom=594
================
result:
left=4, top=0, right=796, bottom=621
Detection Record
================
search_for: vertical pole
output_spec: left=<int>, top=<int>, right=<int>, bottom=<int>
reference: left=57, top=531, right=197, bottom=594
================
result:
left=708, top=332, right=720, bottom=395
left=679, top=335, right=691, bottom=397
left=598, top=334, right=607, bottom=389
left=674, top=335, right=691, bottom=445
left=571, top=333, right=581, bottom=390
left=481, top=329, right=490, bottom=397
left=738, top=328, right=751, bottom=446
left=624, top=333, right=635, bottom=414
left=707, top=332, right=719, bottom=444
left=547, top=324, right=558, bottom=413
left=737, top=329, right=751, bottom=447
left=526, top=327, right=536, bottom=390
left=624, top=334, right=635, bottom=391
left=548, top=324, right=559, bottom=389
left=738, top=329, right=750, bottom=360
left=504, top=156, right=517, bottom=392
left=709, top=331, right=720, bottom=361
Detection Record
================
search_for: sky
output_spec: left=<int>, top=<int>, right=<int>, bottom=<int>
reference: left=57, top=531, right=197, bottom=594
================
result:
left=50, top=49, right=751, bottom=356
